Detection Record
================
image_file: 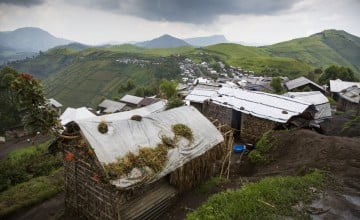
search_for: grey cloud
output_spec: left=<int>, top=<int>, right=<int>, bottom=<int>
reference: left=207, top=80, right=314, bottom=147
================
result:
left=75, top=0, right=301, bottom=24
left=0, top=0, right=44, bottom=7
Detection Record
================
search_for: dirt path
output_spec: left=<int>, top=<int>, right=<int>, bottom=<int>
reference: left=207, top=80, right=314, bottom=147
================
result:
left=6, top=193, right=65, bottom=220
left=0, top=134, right=52, bottom=159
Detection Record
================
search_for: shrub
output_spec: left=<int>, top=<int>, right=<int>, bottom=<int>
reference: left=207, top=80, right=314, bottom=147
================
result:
left=0, top=141, right=62, bottom=192
left=249, top=131, right=273, bottom=164
left=166, top=97, right=184, bottom=110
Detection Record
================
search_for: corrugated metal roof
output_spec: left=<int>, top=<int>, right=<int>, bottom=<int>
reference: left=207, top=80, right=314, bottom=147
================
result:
left=120, top=94, right=144, bottom=105
left=185, top=85, right=221, bottom=103
left=330, top=79, right=360, bottom=93
left=211, top=87, right=313, bottom=123
left=283, top=91, right=331, bottom=119
left=48, top=98, right=63, bottom=108
left=339, top=86, right=360, bottom=103
left=60, top=107, right=95, bottom=125
left=138, top=97, right=161, bottom=106
left=95, top=100, right=166, bottom=122
left=283, top=91, right=329, bottom=105
left=285, top=76, right=324, bottom=91
left=76, top=106, right=223, bottom=188
left=98, top=99, right=126, bottom=113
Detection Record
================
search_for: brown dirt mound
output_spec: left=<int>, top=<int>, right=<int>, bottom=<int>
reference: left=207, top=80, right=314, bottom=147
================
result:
left=255, top=129, right=360, bottom=190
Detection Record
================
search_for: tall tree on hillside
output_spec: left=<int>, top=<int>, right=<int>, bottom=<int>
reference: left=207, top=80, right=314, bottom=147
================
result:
left=318, top=65, right=358, bottom=85
left=11, top=73, right=58, bottom=133
left=0, top=67, right=21, bottom=134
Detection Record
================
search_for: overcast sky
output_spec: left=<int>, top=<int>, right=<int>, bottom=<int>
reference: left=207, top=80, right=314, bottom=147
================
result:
left=0, top=0, right=359, bottom=45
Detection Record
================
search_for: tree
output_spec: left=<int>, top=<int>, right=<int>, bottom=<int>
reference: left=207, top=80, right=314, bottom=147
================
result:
left=270, top=77, right=283, bottom=94
left=159, top=79, right=177, bottom=99
left=318, top=65, right=358, bottom=85
left=11, top=73, right=57, bottom=133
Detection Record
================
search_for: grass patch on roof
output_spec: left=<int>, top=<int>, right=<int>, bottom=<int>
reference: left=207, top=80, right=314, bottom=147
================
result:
left=186, top=170, right=326, bottom=220
left=104, top=144, right=168, bottom=179
left=172, top=123, right=193, bottom=142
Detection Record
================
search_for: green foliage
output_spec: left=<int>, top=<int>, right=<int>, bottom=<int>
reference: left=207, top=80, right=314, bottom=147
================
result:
left=187, top=170, right=326, bottom=220
left=270, top=77, right=283, bottom=94
left=0, top=140, right=62, bottom=192
left=196, top=177, right=229, bottom=195
left=166, top=96, right=184, bottom=110
left=0, top=66, right=21, bottom=134
left=341, top=115, right=360, bottom=133
left=159, top=79, right=177, bottom=99
left=0, top=168, right=64, bottom=218
left=249, top=131, right=273, bottom=164
left=318, top=65, right=359, bottom=85
left=11, top=73, right=58, bottom=133
left=118, top=79, right=136, bottom=93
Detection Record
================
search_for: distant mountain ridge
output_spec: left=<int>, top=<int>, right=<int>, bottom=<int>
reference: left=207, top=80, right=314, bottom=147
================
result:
left=0, top=27, right=71, bottom=52
left=184, top=35, right=228, bottom=47
left=0, top=27, right=72, bottom=64
left=136, top=34, right=189, bottom=48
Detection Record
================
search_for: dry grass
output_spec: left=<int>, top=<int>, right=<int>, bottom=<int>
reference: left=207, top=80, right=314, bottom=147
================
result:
left=104, top=145, right=168, bottom=179
left=98, top=121, right=108, bottom=134
left=172, top=123, right=193, bottom=141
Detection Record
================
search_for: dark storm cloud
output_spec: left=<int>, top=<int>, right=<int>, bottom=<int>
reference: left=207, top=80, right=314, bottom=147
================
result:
left=75, top=0, right=301, bottom=24
left=0, top=0, right=44, bottom=7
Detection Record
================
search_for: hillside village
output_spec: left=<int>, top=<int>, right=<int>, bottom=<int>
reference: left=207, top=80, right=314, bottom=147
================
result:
left=1, top=29, right=360, bottom=220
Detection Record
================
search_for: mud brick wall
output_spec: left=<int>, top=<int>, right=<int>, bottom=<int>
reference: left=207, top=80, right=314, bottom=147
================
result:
left=337, top=98, right=358, bottom=112
left=240, top=114, right=276, bottom=144
left=203, top=102, right=232, bottom=125
left=63, top=148, right=119, bottom=220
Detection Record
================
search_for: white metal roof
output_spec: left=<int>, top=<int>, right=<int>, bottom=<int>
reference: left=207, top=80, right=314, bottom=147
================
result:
left=48, top=98, right=63, bottom=108
left=60, top=107, right=95, bottom=125
left=329, top=79, right=360, bottom=93
left=76, top=106, right=223, bottom=188
left=185, top=85, right=221, bottom=103
left=211, top=87, right=313, bottom=123
left=93, top=100, right=166, bottom=122
left=283, top=91, right=329, bottom=105
left=339, top=86, right=360, bottom=103
left=98, top=99, right=126, bottom=113
left=285, top=76, right=324, bottom=91
left=120, top=94, right=144, bottom=105
left=283, top=91, right=331, bottom=119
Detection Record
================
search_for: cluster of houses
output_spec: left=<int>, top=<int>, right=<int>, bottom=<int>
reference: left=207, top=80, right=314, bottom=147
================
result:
left=45, top=71, right=359, bottom=220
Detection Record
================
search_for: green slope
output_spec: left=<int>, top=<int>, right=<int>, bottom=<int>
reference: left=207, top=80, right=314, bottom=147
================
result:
left=5, top=29, right=360, bottom=108
left=265, top=29, right=360, bottom=75
left=198, top=43, right=312, bottom=76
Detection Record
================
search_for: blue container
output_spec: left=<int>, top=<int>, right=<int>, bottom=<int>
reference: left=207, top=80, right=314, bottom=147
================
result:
left=233, top=144, right=246, bottom=153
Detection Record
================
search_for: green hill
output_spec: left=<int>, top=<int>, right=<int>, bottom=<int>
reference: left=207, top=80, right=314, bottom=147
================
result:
left=265, top=29, right=360, bottom=75
left=197, top=43, right=312, bottom=76
left=5, top=29, right=360, bottom=108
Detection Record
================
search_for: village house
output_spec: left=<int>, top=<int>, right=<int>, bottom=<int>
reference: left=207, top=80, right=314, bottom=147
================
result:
left=59, top=106, right=232, bottom=220
left=185, top=84, right=221, bottom=112
left=336, top=86, right=360, bottom=113
left=98, top=99, right=127, bottom=114
left=48, top=98, right=63, bottom=116
left=283, top=91, right=332, bottom=122
left=186, top=86, right=316, bottom=143
left=329, top=79, right=360, bottom=101
left=60, top=107, right=96, bottom=126
left=137, top=97, right=161, bottom=107
left=119, top=94, right=144, bottom=108
left=285, top=76, right=325, bottom=93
